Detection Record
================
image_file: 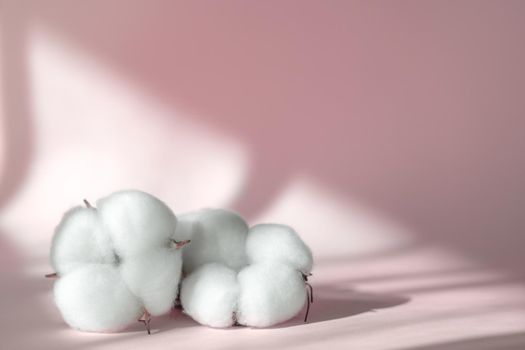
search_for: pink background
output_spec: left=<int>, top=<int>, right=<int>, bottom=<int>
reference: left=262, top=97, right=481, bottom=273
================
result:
left=1, top=1, right=525, bottom=349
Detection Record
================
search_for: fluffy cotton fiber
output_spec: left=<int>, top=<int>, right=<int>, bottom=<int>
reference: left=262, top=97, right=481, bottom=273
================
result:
left=97, top=191, right=184, bottom=317
left=180, top=263, right=239, bottom=328
left=118, top=248, right=182, bottom=316
left=236, top=262, right=307, bottom=327
left=50, top=206, right=115, bottom=276
left=246, top=224, right=313, bottom=274
left=50, top=190, right=187, bottom=332
left=180, top=220, right=313, bottom=328
left=175, top=209, right=249, bottom=274
left=97, top=191, right=178, bottom=256
left=54, top=264, right=143, bottom=332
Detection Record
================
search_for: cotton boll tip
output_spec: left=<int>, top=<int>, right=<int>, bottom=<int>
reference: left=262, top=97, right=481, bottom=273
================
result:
left=171, top=239, right=191, bottom=249
left=138, top=310, right=152, bottom=335
left=83, top=199, right=94, bottom=209
left=302, top=272, right=313, bottom=282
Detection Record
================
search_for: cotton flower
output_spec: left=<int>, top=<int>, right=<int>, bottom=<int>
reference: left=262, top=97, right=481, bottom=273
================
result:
left=180, top=221, right=313, bottom=328
left=49, top=190, right=189, bottom=333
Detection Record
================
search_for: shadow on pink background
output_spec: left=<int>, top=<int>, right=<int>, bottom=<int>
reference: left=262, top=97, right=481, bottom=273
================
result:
left=1, top=1, right=525, bottom=349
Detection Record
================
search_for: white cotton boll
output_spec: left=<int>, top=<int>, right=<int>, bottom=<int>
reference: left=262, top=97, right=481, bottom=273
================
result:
left=180, top=263, right=239, bottom=328
left=179, top=209, right=249, bottom=274
left=54, top=264, right=143, bottom=332
left=119, top=248, right=182, bottom=316
left=97, top=190, right=177, bottom=256
left=246, top=224, right=313, bottom=274
left=50, top=206, right=115, bottom=275
left=237, top=262, right=307, bottom=327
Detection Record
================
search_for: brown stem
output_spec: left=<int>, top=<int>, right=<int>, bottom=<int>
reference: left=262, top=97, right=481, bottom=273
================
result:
left=304, top=282, right=313, bottom=323
left=138, top=310, right=152, bottom=335
left=45, top=272, right=58, bottom=278
left=83, top=199, right=93, bottom=208
left=306, top=282, right=313, bottom=303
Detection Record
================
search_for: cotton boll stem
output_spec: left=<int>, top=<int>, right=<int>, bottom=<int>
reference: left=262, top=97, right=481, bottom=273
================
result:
left=232, top=312, right=242, bottom=327
left=306, top=282, right=313, bottom=303
left=302, top=273, right=314, bottom=303
left=83, top=199, right=94, bottom=209
left=303, top=273, right=314, bottom=323
left=304, top=288, right=311, bottom=323
left=138, top=310, right=152, bottom=335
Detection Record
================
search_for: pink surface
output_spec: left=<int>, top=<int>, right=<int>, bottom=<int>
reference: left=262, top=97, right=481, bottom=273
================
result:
left=1, top=1, right=525, bottom=349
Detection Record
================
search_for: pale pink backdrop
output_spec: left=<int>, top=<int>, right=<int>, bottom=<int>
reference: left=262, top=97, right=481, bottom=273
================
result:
left=1, top=1, right=525, bottom=349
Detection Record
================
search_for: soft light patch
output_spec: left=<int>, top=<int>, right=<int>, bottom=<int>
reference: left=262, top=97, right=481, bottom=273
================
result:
left=0, top=26, right=247, bottom=257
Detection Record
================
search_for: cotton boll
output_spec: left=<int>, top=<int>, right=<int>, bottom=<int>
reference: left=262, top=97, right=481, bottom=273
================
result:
left=119, top=248, right=183, bottom=316
left=237, top=262, right=307, bottom=327
left=54, top=264, right=143, bottom=332
left=179, top=209, right=248, bottom=274
left=50, top=206, right=115, bottom=275
left=97, top=190, right=177, bottom=256
left=246, top=224, right=313, bottom=274
left=180, top=263, right=239, bottom=328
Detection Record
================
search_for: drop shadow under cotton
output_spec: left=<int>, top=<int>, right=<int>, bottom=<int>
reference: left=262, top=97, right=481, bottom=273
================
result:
left=268, top=285, right=410, bottom=329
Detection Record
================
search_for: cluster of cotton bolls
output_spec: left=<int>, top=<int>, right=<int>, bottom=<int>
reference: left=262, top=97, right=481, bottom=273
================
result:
left=48, top=191, right=189, bottom=333
left=177, top=209, right=313, bottom=328
left=47, top=190, right=313, bottom=334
